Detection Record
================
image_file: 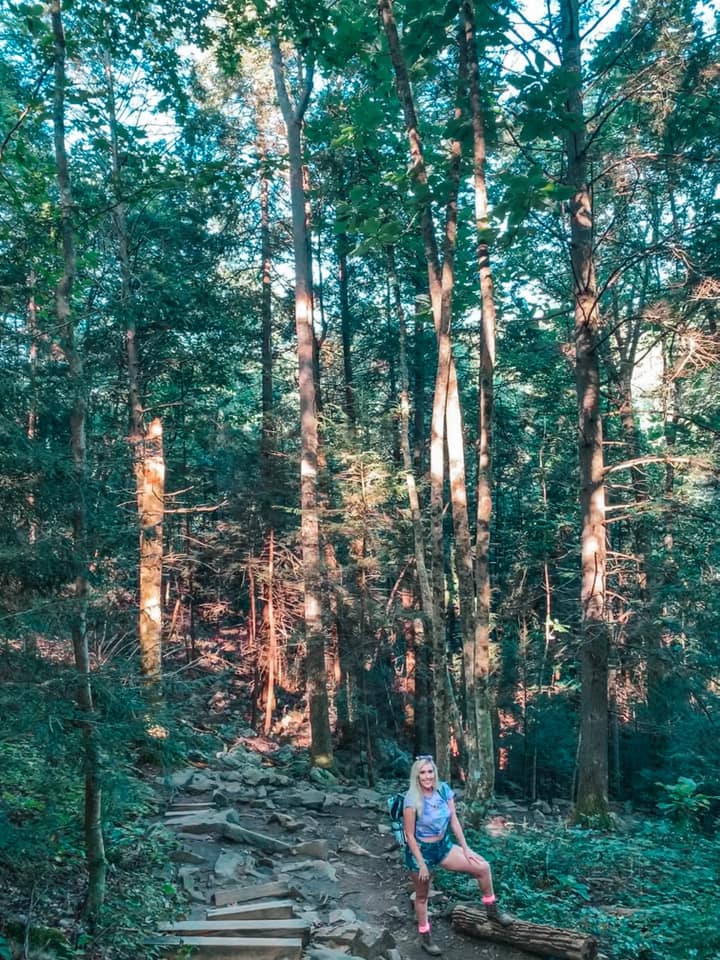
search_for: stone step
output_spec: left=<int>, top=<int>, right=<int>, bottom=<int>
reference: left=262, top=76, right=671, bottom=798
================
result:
left=165, top=808, right=215, bottom=819
left=148, top=936, right=303, bottom=960
left=212, top=880, right=291, bottom=908
left=158, top=920, right=308, bottom=937
left=168, top=801, right=214, bottom=813
left=207, top=899, right=295, bottom=921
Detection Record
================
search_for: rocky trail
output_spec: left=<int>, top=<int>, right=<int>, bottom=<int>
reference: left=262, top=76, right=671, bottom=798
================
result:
left=156, top=737, right=539, bottom=960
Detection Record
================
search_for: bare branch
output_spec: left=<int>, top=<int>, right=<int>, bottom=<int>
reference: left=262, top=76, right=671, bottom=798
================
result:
left=603, top=455, right=719, bottom=478
left=581, top=0, right=625, bottom=41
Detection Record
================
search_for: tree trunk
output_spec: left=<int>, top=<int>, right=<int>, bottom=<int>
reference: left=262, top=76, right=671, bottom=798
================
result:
left=138, top=418, right=165, bottom=683
left=104, top=51, right=165, bottom=687
left=560, top=0, right=610, bottom=823
left=412, top=292, right=426, bottom=476
left=461, top=0, right=498, bottom=804
left=51, top=0, right=106, bottom=917
left=452, top=904, right=598, bottom=960
left=259, top=129, right=274, bottom=501
left=338, top=224, right=357, bottom=427
left=387, top=243, right=433, bottom=752
left=263, top=530, right=277, bottom=735
left=270, top=37, right=332, bottom=767
left=380, top=0, right=469, bottom=780
left=26, top=280, right=39, bottom=550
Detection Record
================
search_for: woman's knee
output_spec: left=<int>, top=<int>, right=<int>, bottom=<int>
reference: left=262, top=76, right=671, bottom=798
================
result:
left=414, top=879, right=430, bottom=903
left=471, top=857, right=491, bottom=883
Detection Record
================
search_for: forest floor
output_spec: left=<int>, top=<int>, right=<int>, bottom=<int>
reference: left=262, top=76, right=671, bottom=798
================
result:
left=163, top=733, right=537, bottom=960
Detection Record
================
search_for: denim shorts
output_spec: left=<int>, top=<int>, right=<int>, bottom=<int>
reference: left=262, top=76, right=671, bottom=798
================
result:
left=404, top=832, right=454, bottom=872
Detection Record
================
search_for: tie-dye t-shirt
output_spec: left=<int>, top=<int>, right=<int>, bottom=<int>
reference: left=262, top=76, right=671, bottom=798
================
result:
left=404, top=783, right=454, bottom=839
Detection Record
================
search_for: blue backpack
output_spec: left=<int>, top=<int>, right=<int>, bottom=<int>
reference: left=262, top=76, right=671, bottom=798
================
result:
left=387, top=792, right=406, bottom=846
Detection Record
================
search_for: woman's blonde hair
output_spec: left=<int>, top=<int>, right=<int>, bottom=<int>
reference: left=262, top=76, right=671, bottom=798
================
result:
left=406, top=757, right=440, bottom=816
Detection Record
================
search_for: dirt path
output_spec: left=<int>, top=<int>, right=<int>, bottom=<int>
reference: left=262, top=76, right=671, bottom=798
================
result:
left=162, top=743, right=535, bottom=960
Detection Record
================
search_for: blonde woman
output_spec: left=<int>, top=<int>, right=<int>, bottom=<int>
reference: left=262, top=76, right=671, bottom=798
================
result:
left=403, top=755, right=511, bottom=956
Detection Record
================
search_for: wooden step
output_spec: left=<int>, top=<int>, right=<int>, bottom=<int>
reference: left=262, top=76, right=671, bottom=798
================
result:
left=158, top=920, right=308, bottom=938
left=170, top=800, right=214, bottom=809
left=148, top=935, right=303, bottom=960
left=212, top=880, right=290, bottom=908
left=207, top=899, right=295, bottom=921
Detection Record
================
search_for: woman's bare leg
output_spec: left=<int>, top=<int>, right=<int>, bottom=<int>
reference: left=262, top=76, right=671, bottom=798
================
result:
left=410, top=871, right=431, bottom=927
left=439, top=844, right=493, bottom=896
left=440, top=845, right=512, bottom=926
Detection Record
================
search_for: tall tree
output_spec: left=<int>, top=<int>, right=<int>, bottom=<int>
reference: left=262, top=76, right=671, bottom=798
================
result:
left=560, top=0, right=610, bottom=822
left=50, top=0, right=107, bottom=914
left=461, top=0, right=499, bottom=804
left=270, top=33, right=333, bottom=767
left=103, top=50, right=165, bottom=687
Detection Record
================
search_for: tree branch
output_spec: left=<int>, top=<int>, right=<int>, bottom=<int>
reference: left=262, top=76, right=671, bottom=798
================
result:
left=603, top=455, right=719, bottom=478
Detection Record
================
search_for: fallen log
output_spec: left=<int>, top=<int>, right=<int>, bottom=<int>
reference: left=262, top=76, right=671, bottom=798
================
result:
left=451, top=903, right=598, bottom=960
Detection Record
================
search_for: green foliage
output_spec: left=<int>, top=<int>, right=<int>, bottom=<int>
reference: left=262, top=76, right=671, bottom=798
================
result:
left=437, top=820, right=720, bottom=960
left=0, top=662, right=198, bottom=960
left=656, top=777, right=718, bottom=829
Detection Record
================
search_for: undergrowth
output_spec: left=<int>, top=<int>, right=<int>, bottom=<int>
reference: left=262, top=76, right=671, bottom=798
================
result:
left=437, top=818, right=720, bottom=960
left=0, top=659, right=221, bottom=960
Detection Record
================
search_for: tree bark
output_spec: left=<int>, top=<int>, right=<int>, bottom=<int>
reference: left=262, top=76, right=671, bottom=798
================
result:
left=461, top=0, right=497, bottom=804
left=387, top=244, right=433, bottom=750
left=560, top=0, right=610, bottom=822
left=412, top=291, right=426, bottom=476
left=26, top=280, right=39, bottom=549
left=338, top=223, right=357, bottom=427
left=259, top=128, right=274, bottom=501
left=51, top=0, right=106, bottom=917
left=263, top=530, right=277, bottom=735
left=138, top=418, right=165, bottom=683
left=380, top=0, right=471, bottom=780
left=270, top=36, right=332, bottom=767
left=452, top=904, right=598, bottom=960
left=104, top=51, right=164, bottom=686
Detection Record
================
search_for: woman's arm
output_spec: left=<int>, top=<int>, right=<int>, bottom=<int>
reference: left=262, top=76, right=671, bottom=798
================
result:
left=403, top=806, right=429, bottom=880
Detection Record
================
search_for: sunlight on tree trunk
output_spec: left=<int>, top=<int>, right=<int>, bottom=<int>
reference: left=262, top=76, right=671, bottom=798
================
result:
left=138, top=418, right=165, bottom=684
left=105, top=50, right=164, bottom=689
left=264, top=529, right=276, bottom=735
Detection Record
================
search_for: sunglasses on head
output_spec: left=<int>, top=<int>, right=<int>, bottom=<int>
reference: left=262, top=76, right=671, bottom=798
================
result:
left=415, top=754, right=434, bottom=762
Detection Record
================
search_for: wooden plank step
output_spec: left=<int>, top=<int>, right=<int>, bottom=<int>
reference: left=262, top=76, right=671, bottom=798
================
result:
left=207, top=900, right=295, bottom=921
left=168, top=802, right=214, bottom=812
left=148, top=935, right=303, bottom=960
left=158, top=920, right=308, bottom=936
left=212, top=880, right=290, bottom=907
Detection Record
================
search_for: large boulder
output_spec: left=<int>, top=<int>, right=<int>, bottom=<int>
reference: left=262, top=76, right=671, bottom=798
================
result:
left=186, top=772, right=218, bottom=794
left=168, top=810, right=230, bottom=836
left=290, top=788, right=326, bottom=810
left=166, top=769, right=195, bottom=789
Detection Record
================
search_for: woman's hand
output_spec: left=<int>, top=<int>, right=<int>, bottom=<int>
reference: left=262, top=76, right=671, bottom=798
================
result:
left=462, top=845, right=482, bottom=864
left=418, top=859, right=430, bottom=882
